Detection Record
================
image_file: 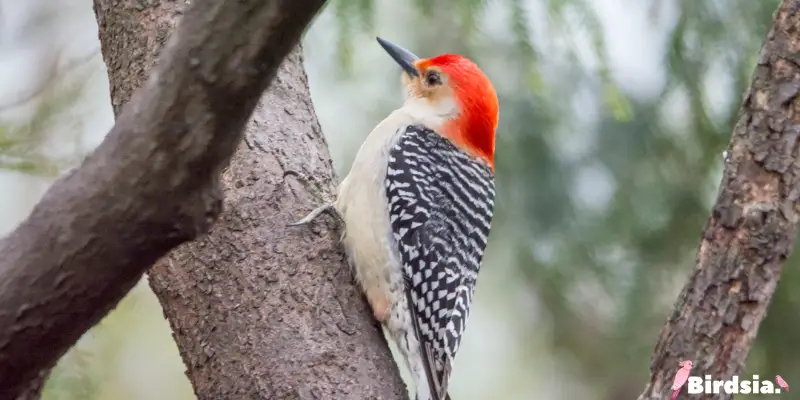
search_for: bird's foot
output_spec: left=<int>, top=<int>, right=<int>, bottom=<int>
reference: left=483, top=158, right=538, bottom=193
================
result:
left=287, top=202, right=335, bottom=227
left=371, top=297, right=391, bottom=323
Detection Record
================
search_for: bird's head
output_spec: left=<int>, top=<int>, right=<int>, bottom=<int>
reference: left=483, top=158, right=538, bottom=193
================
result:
left=377, top=37, right=499, bottom=167
left=679, top=360, right=693, bottom=369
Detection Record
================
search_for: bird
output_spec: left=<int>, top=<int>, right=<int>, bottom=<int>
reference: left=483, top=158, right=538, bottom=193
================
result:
left=289, top=37, right=498, bottom=400
left=776, top=375, right=790, bottom=392
left=670, top=360, right=693, bottom=400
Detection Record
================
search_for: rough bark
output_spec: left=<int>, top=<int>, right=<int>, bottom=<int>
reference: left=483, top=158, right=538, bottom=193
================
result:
left=94, top=1, right=408, bottom=399
left=0, top=0, right=325, bottom=398
left=14, top=370, right=47, bottom=400
left=639, top=1, right=800, bottom=399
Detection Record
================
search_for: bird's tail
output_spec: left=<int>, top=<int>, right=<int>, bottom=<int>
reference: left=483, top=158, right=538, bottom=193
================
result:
left=669, top=388, right=680, bottom=400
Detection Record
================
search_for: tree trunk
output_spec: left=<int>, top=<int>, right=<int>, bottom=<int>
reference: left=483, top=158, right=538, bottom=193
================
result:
left=0, top=0, right=328, bottom=398
left=639, top=1, right=800, bottom=399
left=93, top=1, right=408, bottom=399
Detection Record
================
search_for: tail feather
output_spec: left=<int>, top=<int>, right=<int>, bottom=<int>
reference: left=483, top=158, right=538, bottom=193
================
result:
left=416, top=392, right=451, bottom=400
left=670, top=388, right=680, bottom=400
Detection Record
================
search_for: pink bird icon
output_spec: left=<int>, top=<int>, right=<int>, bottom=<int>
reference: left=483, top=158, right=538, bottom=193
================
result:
left=669, top=360, right=693, bottom=400
left=776, top=375, right=790, bottom=392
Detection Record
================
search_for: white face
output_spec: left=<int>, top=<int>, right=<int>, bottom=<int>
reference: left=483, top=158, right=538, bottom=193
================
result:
left=401, top=67, right=461, bottom=130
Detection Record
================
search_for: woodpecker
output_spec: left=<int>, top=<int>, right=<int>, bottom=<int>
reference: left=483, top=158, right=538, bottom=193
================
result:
left=290, top=37, right=498, bottom=400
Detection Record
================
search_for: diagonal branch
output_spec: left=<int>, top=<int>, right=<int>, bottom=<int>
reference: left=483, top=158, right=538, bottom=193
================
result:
left=0, top=0, right=327, bottom=398
left=638, top=1, right=800, bottom=399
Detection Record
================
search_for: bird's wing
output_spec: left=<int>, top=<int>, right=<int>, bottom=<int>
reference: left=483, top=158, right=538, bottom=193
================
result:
left=386, top=124, right=495, bottom=399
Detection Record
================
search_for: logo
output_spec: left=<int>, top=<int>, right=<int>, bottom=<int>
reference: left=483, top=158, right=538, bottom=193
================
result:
left=669, top=360, right=790, bottom=397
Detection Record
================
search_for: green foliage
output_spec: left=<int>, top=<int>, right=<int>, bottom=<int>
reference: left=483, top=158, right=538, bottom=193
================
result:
left=508, top=0, right=535, bottom=62
left=44, top=344, right=103, bottom=400
left=0, top=63, right=90, bottom=177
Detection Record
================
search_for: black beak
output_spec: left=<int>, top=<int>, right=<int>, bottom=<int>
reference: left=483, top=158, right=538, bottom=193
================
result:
left=377, top=37, right=420, bottom=77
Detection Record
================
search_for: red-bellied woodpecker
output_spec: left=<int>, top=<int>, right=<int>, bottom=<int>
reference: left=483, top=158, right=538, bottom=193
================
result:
left=290, top=37, right=498, bottom=400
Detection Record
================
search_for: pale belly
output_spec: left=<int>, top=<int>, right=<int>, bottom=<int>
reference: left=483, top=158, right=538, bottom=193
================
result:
left=335, top=164, right=401, bottom=322
left=335, top=167, right=423, bottom=393
left=332, top=104, right=447, bottom=400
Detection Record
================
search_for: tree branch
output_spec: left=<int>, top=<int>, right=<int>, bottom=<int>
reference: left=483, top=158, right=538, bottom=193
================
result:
left=639, top=1, right=800, bottom=399
left=92, top=0, right=408, bottom=398
left=0, top=0, right=326, bottom=398
left=13, top=369, right=48, bottom=400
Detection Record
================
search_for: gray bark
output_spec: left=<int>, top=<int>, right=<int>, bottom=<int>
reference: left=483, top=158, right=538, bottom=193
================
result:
left=93, top=0, right=408, bottom=399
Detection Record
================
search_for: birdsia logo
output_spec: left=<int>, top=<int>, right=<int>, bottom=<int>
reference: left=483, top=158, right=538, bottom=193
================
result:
left=685, top=375, right=786, bottom=395
left=667, top=359, right=790, bottom=397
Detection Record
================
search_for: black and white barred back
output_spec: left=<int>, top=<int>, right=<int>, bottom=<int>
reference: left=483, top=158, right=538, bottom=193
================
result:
left=386, top=124, right=496, bottom=399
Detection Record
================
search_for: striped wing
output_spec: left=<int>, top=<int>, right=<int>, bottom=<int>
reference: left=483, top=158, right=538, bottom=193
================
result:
left=385, top=124, right=495, bottom=399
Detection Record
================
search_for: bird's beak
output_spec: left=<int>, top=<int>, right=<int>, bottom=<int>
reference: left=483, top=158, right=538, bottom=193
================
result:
left=377, top=37, right=420, bottom=77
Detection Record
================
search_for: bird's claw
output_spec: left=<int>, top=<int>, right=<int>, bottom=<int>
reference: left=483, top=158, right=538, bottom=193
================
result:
left=287, top=202, right=335, bottom=227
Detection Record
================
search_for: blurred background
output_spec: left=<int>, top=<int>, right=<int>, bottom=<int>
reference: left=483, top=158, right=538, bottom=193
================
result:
left=0, top=0, right=795, bottom=398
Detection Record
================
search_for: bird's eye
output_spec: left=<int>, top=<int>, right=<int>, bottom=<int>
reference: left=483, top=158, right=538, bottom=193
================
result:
left=425, top=71, right=442, bottom=86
